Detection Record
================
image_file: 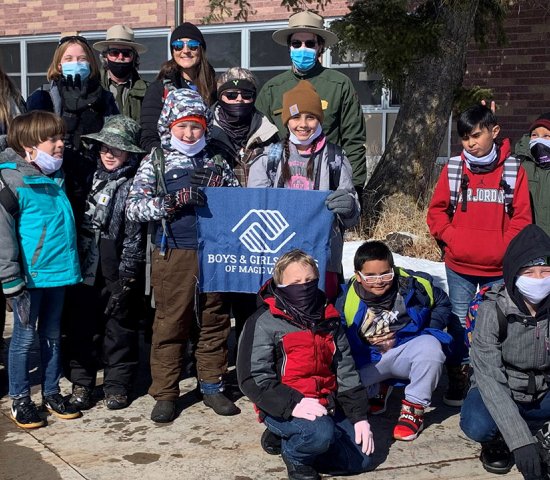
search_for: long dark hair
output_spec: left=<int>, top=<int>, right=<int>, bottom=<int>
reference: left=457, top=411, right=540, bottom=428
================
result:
left=157, top=46, right=216, bottom=106
left=0, top=66, right=22, bottom=132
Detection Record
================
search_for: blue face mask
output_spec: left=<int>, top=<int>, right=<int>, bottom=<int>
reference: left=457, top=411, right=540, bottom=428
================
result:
left=61, top=61, right=91, bottom=81
left=290, top=47, right=317, bottom=72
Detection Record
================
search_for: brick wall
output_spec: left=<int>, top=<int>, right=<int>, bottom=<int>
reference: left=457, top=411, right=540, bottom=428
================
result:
left=0, top=0, right=175, bottom=36
left=459, top=3, right=550, bottom=151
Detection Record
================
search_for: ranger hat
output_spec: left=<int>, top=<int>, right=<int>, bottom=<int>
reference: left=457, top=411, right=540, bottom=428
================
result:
left=82, top=115, right=145, bottom=153
left=93, top=25, right=147, bottom=54
left=272, top=11, right=338, bottom=47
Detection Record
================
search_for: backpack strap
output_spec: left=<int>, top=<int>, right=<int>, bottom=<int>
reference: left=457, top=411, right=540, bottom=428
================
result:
left=0, top=167, right=19, bottom=218
left=447, top=155, right=463, bottom=214
left=501, top=156, right=520, bottom=217
left=495, top=302, right=508, bottom=342
left=266, top=142, right=284, bottom=187
left=327, top=142, right=342, bottom=191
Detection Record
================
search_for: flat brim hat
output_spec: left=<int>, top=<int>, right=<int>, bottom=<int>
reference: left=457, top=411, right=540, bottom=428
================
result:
left=272, top=10, right=338, bottom=47
left=82, top=114, right=145, bottom=153
left=93, top=25, right=147, bottom=54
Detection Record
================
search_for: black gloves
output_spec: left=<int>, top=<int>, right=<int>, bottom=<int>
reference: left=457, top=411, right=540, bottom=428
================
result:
left=513, top=444, right=541, bottom=479
left=191, top=167, right=223, bottom=188
left=59, top=75, right=101, bottom=113
left=163, top=187, right=206, bottom=215
left=8, top=289, right=31, bottom=327
left=104, top=278, right=135, bottom=318
left=325, top=189, right=355, bottom=218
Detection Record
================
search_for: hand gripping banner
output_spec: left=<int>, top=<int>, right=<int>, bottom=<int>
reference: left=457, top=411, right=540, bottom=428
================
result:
left=196, top=187, right=333, bottom=293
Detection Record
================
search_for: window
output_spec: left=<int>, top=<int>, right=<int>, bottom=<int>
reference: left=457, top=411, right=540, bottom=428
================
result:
left=0, top=29, right=169, bottom=98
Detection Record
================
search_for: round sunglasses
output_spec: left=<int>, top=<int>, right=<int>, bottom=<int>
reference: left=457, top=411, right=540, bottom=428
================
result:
left=290, top=39, right=317, bottom=49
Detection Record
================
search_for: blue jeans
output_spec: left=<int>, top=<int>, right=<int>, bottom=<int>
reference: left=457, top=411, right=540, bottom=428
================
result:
left=264, top=410, right=373, bottom=475
left=460, top=387, right=550, bottom=442
left=445, top=267, right=502, bottom=327
left=9, top=287, right=65, bottom=399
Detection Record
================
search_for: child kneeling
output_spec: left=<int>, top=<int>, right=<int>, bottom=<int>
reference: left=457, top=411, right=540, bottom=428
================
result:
left=341, top=241, right=453, bottom=441
left=237, top=250, right=374, bottom=480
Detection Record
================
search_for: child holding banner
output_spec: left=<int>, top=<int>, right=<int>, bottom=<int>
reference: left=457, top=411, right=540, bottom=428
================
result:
left=247, top=80, right=359, bottom=300
left=126, top=88, right=240, bottom=422
left=237, top=249, right=374, bottom=479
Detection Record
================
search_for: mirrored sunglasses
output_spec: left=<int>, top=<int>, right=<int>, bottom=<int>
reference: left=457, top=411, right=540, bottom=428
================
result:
left=290, top=39, right=317, bottom=49
left=171, top=39, right=201, bottom=52
left=106, top=48, right=134, bottom=58
left=357, top=271, right=395, bottom=284
left=99, top=145, right=124, bottom=157
left=223, top=90, right=255, bottom=101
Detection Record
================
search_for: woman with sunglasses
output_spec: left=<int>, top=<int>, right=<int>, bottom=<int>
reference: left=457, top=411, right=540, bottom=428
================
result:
left=339, top=240, right=453, bottom=442
left=140, top=23, right=216, bottom=153
left=26, top=35, right=118, bottom=227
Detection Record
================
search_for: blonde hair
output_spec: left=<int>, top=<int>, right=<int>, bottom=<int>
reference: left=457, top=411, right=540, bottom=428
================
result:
left=8, top=111, right=65, bottom=155
left=47, top=38, right=100, bottom=82
left=272, top=249, right=319, bottom=285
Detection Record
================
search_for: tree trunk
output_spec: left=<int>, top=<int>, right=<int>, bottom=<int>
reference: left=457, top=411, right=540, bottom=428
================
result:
left=363, top=0, right=480, bottom=234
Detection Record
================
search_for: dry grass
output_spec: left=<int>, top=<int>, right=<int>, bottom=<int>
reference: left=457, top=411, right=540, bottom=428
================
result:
left=351, top=193, right=442, bottom=261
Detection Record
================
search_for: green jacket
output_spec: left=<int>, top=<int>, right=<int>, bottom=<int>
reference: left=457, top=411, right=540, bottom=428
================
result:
left=255, top=63, right=366, bottom=188
left=100, top=69, right=149, bottom=123
left=515, top=134, right=547, bottom=234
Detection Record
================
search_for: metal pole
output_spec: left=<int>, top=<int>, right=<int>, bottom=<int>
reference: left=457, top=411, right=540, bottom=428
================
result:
left=174, top=0, right=183, bottom=26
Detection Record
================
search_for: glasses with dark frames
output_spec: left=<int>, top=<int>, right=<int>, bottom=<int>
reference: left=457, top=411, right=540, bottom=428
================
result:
left=223, top=90, right=255, bottom=101
left=106, top=48, right=134, bottom=58
left=171, top=39, right=201, bottom=52
left=290, top=39, right=317, bottom=49
left=58, top=35, right=89, bottom=46
left=99, top=145, right=124, bottom=157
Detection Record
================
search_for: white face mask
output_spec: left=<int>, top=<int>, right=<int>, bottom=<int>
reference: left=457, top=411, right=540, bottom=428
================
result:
left=289, top=123, right=323, bottom=146
left=170, top=134, right=206, bottom=157
left=26, top=148, right=63, bottom=175
left=516, top=275, right=550, bottom=305
left=463, top=143, right=497, bottom=167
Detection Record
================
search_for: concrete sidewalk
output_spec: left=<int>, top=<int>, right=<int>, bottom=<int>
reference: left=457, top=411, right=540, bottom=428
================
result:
left=0, top=313, right=523, bottom=480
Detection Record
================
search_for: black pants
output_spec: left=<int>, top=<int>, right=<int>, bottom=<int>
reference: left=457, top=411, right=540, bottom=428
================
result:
left=66, top=282, right=139, bottom=395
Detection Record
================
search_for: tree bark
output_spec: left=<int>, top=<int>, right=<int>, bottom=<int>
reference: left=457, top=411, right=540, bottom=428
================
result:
left=363, top=0, right=480, bottom=234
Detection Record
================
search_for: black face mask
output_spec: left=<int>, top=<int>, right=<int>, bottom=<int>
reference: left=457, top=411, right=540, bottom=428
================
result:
left=275, top=279, right=323, bottom=327
left=531, top=143, right=550, bottom=167
left=219, top=100, right=255, bottom=121
left=107, top=60, right=134, bottom=80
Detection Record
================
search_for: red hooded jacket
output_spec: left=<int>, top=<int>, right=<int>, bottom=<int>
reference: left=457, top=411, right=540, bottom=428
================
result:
left=427, top=139, right=532, bottom=276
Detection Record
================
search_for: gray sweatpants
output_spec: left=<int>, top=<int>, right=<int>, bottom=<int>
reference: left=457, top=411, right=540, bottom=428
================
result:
left=358, top=335, right=445, bottom=407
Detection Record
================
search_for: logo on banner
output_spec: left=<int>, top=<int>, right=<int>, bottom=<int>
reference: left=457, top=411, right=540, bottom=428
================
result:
left=232, top=209, right=296, bottom=254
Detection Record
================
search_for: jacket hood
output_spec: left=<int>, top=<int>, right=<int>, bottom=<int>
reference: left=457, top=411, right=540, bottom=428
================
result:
left=503, top=224, right=550, bottom=311
left=157, top=88, right=213, bottom=150
left=0, top=148, right=43, bottom=175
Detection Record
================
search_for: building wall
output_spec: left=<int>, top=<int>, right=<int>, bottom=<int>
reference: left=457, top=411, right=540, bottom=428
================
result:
left=0, top=0, right=174, bottom=36
left=458, top=2, right=550, bottom=150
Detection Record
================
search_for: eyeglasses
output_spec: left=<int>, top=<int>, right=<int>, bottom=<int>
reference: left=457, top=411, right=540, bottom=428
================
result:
left=357, top=270, right=395, bottom=284
left=106, top=48, right=134, bottom=58
left=223, top=90, right=255, bottom=101
left=99, top=145, right=124, bottom=157
left=171, top=39, right=201, bottom=52
left=290, top=39, right=317, bottom=49
left=59, top=35, right=89, bottom=46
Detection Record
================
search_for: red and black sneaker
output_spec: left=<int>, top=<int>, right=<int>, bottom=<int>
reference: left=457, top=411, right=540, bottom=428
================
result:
left=368, top=383, right=393, bottom=415
left=393, top=399, right=424, bottom=441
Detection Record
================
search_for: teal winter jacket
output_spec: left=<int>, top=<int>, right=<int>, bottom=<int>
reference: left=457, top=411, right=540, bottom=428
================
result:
left=0, top=148, right=81, bottom=295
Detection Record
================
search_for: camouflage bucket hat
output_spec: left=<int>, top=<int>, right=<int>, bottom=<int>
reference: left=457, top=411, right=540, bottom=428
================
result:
left=82, top=115, right=145, bottom=153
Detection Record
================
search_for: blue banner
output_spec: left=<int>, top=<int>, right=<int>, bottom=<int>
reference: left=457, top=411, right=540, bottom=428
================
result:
left=196, top=188, right=333, bottom=293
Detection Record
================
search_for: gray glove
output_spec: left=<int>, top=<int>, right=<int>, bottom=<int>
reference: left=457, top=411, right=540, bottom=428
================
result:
left=9, top=289, right=31, bottom=327
left=325, top=189, right=355, bottom=218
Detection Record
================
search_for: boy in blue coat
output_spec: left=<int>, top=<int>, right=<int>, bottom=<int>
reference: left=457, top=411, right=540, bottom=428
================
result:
left=340, top=241, right=454, bottom=441
left=0, top=111, right=82, bottom=428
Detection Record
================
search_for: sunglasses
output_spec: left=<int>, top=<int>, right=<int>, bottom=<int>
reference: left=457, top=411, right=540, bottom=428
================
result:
left=171, top=39, right=201, bottom=52
left=59, top=35, right=89, bottom=46
left=290, top=39, right=317, bottom=49
left=357, top=271, right=395, bottom=285
left=223, top=90, right=255, bottom=101
left=99, top=145, right=124, bottom=157
left=106, top=48, right=134, bottom=58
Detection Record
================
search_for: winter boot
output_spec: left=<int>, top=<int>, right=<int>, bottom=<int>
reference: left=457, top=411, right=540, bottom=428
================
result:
left=393, top=399, right=424, bottom=441
left=282, top=454, right=320, bottom=480
left=69, top=384, right=94, bottom=410
left=261, top=428, right=282, bottom=455
left=443, top=364, right=470, bottom=407
left=479, top=436, right=513, bottom=474
left=203, top=392, right=240, bottom=416
left=150, top=400, right=176, bottom=423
